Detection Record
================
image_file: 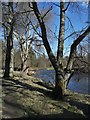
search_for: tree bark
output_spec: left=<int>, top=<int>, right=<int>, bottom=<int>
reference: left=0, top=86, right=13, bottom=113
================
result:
left=32, top=2, right=65, bottom=97
left=65, top=26, right=90, bottom=87
left=20, top=38, right=29, bottom=73
left=55, top=1, right=65, bottom=97
left=21, top=56, right=28, bottom=72
left=57, top=2, right=65, bottom=67
left=53, top=69, right=66, bottom=98
left=32, top=1, right=90, bottom=98
left=3, top=2, right=14, bottom=78
left=3, top=30, right=14, bottom=78
left=32, top=2, right=59, bottom=71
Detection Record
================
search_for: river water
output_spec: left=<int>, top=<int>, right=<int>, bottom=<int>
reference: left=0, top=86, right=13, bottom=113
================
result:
left=35, top=70, right=90, bottom=95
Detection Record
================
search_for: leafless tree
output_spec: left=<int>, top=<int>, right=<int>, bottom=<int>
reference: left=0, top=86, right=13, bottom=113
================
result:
left=2, top=2, right=14, bottom=78
left=31, top=1, right=90, bottom=98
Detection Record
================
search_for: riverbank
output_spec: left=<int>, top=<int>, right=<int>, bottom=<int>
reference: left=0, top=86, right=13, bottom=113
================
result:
left=1, top=71, right=90, bottom=119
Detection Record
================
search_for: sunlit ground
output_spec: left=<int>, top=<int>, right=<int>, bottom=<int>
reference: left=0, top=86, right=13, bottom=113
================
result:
left=1, top=71, right=90, bottom=119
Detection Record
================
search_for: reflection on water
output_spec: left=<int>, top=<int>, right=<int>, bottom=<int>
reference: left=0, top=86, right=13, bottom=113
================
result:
left=35, top=70, right=90, bottom=95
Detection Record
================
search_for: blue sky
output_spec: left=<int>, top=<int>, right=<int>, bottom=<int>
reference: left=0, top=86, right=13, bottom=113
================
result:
left=63, top=2, right=88, bottom=56
left=38, top=2, right=89, bottom=56
left=0, top=2, right=89, bottom=57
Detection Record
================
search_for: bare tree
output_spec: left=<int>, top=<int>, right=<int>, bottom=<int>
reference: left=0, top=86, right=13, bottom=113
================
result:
left=31, top=1, right=90, bottom=98
left=11, top=2, right=35, bottom=74
left=14, top=2, right=53, bottom=73
left=2, top=2, right=14, bottom=78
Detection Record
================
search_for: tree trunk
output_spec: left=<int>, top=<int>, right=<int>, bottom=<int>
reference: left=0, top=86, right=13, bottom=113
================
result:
left=0, top=42, right=2, bottom=70
left=32, top=2, right=65, bottom=98
left=21, top=59, right=28, bottom=78
left=20, top=46, right=28, bottom=73
left=3, top=29, right=14, bottom=78
left=32, top=2, right=90, bottom=99
left=53, top=69, right=66, bottom=98
left=9, top=48, right=14, bottom=77
left=3, top=2, right=14, bottom=78
left=21, top=58, right=27, bottom=72
left=4, top=47, right=14, bottom=78
left=54, top=1, right=65, bottom=97
left=57, top=2, right=65, bottom=66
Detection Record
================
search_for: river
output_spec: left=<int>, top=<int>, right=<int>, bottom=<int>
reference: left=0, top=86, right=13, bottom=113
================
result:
left=35, top=70, right=90, bottom=95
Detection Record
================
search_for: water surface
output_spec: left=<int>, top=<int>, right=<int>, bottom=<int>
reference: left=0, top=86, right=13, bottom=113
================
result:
left=35, top=70, right=90, bottom=95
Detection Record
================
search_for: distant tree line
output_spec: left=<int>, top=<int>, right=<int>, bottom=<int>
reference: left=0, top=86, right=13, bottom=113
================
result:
left=1, top=41, right=52, bottom=70
left=1, top=40, right=89, bottom=73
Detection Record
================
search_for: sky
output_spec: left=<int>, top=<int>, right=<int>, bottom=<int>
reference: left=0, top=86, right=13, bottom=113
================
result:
left=39, top=2, right=89, bottom=56
left=35, top=2, right=89, bottom=56
left=64, top=2, right=89, bottom=56
left=0, top=0, right=89, bottom=2
left=0, top=1, right=89, bottom=57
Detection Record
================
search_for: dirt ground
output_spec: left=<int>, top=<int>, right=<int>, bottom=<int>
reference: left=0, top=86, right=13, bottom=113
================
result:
left=1, top=71, right=90, bottom=119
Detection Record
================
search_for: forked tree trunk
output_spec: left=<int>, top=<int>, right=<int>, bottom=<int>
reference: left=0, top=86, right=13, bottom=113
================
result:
left=32, top=2, right=66, bottom=98
left=32, top=2, right=90, bottom=98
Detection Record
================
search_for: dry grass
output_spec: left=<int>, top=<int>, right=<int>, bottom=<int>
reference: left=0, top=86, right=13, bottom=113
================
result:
left=1, top=72, right=90, bottom=119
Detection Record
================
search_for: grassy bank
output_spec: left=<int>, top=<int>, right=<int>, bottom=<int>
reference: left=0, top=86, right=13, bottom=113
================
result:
left=1, top=71, right=90, bottom=119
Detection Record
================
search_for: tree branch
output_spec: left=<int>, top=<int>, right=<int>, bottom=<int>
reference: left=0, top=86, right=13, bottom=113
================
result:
left=66, top=26, right=90, bottom=72
left=52, top=2, right=60, bottom=8
left=32, top=2, right=59, bottom=70
left=42, top=6, right=53, bottom=19
left=63, top=2, right=70, bottom=12
left=64, top=26, right=88, bottom=41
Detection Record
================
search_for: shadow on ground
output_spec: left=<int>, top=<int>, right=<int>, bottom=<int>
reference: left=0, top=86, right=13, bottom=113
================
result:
left=2, top=77, right=90, bottom=119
